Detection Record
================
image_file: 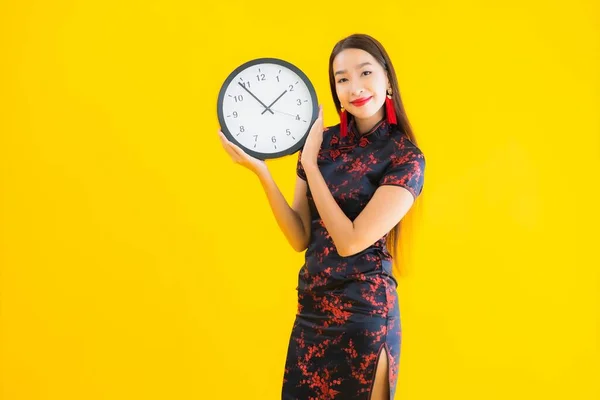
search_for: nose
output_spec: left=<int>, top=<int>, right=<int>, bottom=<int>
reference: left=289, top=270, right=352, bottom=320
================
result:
left=350, top=81, right=364, bottom=97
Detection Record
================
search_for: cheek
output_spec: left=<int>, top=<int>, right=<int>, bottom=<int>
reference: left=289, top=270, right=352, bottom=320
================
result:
left=336, top=86, right=348, bottom=102
left=370, top=76, right=387, bottom=95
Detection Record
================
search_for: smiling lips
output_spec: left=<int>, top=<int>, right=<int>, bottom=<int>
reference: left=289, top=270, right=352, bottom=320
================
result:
left=350, top=96, right=373, bottom=107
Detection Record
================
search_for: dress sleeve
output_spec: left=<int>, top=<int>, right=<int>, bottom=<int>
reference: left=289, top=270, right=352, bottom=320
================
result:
left=296, top=149, right=307, bottom=181
left=378, top=148, right=426, bottom=200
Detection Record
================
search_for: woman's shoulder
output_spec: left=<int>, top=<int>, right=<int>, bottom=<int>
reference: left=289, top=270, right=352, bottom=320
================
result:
left=324, top=123, right=342, bottom=136
left=325, top=122, right=341, bottom=132
left=388, top=127, right=425, bottom=161
left=322, top=123, right=342, bottom=148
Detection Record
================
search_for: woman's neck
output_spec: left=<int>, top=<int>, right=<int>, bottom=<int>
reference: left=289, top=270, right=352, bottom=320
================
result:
left=353, top=107, right=385, bottom=135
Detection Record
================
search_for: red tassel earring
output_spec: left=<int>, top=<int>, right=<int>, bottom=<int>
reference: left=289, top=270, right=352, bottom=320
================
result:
left=386, top=88, right=397, bottom=125
left=339, top=106, right=348, bottom=138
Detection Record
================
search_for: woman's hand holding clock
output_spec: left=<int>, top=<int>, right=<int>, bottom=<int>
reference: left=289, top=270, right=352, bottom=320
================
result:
left=217, top=128, right=267, bottom=176
left=300, top=105, right=324, bottom=168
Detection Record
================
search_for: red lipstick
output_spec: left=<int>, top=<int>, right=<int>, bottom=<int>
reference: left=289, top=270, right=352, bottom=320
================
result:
left=350, top=96, right=372, bottom=107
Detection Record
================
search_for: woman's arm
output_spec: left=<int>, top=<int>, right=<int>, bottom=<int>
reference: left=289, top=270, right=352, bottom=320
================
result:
left=217, top=129, right=310, bottom=252
left=303, top=163, right=415, bottom=257
left=296, top=105, right=423, bottom=257
left=257, top=169, right=311, bottom=252
left=302, top=163, right=354, bottom=255
left=297, top=106, right=357, bottom=255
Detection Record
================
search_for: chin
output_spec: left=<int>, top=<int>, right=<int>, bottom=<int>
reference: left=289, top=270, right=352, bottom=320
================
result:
left=350, top=105, right=379, bottom=120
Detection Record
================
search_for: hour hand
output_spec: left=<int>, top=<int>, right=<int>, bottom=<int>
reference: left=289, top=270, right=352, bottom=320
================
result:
left=261, top=90, right=288, bottom=115
left=237, top=82, right=274, bottom=114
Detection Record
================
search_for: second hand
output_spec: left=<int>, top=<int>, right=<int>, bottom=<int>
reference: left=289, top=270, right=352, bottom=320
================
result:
left=271, top=108, right=297, bottom=118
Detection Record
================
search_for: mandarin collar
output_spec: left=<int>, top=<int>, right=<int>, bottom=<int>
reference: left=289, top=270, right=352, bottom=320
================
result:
left=347, top=117, right=390, bottom=142
left=327, top=117, right=393, bottom=152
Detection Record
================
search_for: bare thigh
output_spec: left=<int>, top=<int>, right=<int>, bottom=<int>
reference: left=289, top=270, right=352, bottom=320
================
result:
left=370, top=345, right=390, bottom=400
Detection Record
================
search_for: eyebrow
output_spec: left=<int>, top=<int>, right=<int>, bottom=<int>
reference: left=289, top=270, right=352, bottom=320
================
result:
left=334, top=62, right=373, bottom=76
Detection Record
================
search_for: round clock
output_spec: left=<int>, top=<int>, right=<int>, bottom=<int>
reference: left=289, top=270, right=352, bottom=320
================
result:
left=217, top=58, right=319, bottom=160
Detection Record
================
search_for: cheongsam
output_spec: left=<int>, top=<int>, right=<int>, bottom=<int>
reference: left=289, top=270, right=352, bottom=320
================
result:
left=281, top=117, right=426, bottom=400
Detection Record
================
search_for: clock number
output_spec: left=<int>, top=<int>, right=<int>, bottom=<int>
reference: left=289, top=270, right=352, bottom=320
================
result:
left=288, top=85, right=294, bottom=92
left=233, top=111, right=238, bottom=118
left=296, top=99, right=301, bottom=106
left=253, top=135, right=258, bottom=142
left=271, top=136, right=276, bottom=143
left=242, top=82, right=251, bottom=89
left=295, top=114, right=300, bottom=120
left=256, top=73, right=266, bottom=81
left=286, top=129, right=291, bottom=135
left=233, top=95, right=243, bottom=102
left=240, top=126, right=245, bottom=133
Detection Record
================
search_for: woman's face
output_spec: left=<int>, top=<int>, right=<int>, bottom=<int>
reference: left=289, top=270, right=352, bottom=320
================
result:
left=332, top=48, right=389, bottom=123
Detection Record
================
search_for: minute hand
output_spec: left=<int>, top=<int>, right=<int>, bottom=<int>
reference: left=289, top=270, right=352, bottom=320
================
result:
left=261, top=90, right=288, bottom=115
left=237, top=82, right=274, bottom=114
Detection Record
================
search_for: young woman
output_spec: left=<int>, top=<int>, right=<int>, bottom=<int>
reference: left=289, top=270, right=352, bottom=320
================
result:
left=218, top=34, right=425, bottom=400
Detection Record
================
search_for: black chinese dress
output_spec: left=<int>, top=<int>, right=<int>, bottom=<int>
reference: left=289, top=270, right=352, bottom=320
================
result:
left=281, top=117, right=426, bottom=399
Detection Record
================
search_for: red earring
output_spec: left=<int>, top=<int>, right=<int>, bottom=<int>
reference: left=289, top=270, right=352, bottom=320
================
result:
left=386, top=88, right=397, bottom=125
left=339, top=106, right=348, bottom=138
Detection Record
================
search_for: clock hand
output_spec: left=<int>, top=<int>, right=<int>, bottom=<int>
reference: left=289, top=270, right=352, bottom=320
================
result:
left=271, top=108, right=297, bottom=118
left=261, top=90, right=288, bottom=115
left=237, top=82, right=275, bottom=115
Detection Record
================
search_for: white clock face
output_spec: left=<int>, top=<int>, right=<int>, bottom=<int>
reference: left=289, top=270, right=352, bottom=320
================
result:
left=218, top=60, right=317, bottom=158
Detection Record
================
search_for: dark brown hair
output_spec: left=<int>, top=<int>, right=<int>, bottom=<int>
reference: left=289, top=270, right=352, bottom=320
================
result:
left=328, top=33, right=420, bottom=274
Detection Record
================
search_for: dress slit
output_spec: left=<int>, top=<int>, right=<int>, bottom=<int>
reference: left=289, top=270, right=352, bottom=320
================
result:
left=366, top=341, right=392, bottom=400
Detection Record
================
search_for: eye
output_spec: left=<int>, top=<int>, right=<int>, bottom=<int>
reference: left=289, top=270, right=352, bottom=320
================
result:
left=362, top=71, right=372, bottom=76
left=337, top=77, right=348, bottom=83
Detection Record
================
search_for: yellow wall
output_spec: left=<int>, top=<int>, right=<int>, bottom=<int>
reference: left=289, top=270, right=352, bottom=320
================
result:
left=1, top=1, right=598, bottom=399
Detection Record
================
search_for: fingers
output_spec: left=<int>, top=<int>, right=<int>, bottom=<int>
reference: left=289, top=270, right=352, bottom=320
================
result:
left=218, top=129, right=242, bottom=162
left=228, top=141, right=246, bottom=159
left=221, top=133, right=245, bottom=157
left=217, top=129, right=228, bottom=144
left=317, top=105, right=324, bottom=130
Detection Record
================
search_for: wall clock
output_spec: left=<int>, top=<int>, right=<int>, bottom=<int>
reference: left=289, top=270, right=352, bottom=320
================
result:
left=217, top=58, right=319, bottom=160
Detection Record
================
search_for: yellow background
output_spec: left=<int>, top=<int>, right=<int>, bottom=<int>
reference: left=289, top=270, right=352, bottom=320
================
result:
left=1, top=1, right=598, bottom=399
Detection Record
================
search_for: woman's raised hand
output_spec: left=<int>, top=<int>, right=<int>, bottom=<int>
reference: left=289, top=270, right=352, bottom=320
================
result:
left=217, top=129, right=267, bottom=176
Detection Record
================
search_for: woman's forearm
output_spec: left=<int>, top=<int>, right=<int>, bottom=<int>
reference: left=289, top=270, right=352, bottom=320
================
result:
left=256, top=169, right=308, bottom=252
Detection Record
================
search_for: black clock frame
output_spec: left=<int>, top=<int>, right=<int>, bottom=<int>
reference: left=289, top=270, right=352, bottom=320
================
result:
left=217, top=57, right=319, bottom=160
